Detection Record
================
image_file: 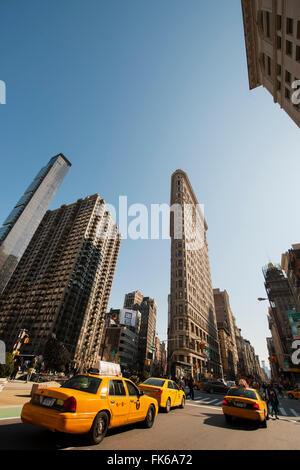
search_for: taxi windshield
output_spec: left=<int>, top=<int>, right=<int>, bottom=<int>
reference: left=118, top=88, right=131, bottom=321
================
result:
left=143, top=378, right=166, bottom=387
left=227, top=388, right=257, bottom=400
left=61, top=375, right=102, bottom=394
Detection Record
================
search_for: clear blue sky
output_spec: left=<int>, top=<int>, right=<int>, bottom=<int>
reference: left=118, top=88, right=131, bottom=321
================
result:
left=1, top=0, right=300, bottom=365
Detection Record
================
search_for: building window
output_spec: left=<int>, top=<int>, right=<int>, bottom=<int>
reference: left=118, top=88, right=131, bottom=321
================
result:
left=277, top=15, right=282, bottom=31
left=287, top=18, right=293, bottom=35
left=286, top=40, right=293, bottom=57
left=179, top=319, right=183, bottom=330
left=277, top=64, right=281, bottom=76
left=285, top=71, right=292, bottom=84
left=267, top=56, right=271, bottom=76
left=266, top=11, right=271, bottom=38
left=285, top=88, right=291, bottom=100
left=277, top=80, right=281, bottom=91
left=296, top=46, right=300, bottom=63
left=277, top=35, right=281, bottom=50
left=297, top=21, right=300, bottom=40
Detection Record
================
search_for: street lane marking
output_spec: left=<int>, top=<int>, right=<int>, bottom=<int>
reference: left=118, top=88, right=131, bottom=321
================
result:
left=186, top=403, right=223, bottom=412
left=207, top=399, right=218, bottom=404
left=279, top=408, right=287, bottom=416
left=290, top=409, right=298, bottom=417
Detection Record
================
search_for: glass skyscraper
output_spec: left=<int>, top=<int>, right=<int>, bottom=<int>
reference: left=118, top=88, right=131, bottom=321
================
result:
left=0, top=153, right=71, bottom=292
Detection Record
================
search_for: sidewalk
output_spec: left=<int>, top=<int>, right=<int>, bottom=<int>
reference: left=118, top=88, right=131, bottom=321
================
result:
left=0, top=379, right=63, bottom=419
left=0, top=380, right=32, bottom=419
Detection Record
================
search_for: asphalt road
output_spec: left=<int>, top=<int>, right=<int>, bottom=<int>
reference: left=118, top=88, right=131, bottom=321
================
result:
left=1, top=398, right=300, bottom=450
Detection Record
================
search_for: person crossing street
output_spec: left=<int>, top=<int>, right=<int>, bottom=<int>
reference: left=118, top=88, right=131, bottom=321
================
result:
left=185, top=376, right=195, bottom=400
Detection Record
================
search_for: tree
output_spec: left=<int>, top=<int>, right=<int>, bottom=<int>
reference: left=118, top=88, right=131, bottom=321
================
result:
left=0, top=353, right=14, bottom=378
left=43, top=334, right=71, bottom=371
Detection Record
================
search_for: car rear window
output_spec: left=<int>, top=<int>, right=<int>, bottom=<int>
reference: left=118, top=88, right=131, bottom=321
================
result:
left=227, top=388, right=257, bottom=399
left=143, top=379, right=165, bottom=387
left=61, top=375, right=102, bottom=394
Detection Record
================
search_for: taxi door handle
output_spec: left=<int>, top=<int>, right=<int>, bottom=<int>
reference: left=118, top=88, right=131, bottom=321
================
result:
left=110, top=400, right=115, bottom=404
left=130, top=400, right=134, bottom=403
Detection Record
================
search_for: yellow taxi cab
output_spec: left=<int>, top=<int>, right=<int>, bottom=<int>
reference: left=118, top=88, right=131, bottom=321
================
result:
left=193, top=379, right=210, bottom=390
left=21, top=373, right=159, bottom=445
left=222, top=386, right=268, bottom=428
left=286, top=387, right=300, bottom=399
left=138, top=377, right=185, bottom=412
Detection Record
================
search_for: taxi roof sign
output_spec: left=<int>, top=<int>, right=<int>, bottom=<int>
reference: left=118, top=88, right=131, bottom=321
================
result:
left=90, top=360, right=122, bottom=377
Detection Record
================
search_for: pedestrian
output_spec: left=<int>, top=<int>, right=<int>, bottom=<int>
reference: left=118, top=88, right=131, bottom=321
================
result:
left=10, top=361, right=19, bottom=381
left=186, top=376, right=195, bottom=400
left=26, top=363, right=35, bottom=383
left=270, top=388, right=280, bottom=419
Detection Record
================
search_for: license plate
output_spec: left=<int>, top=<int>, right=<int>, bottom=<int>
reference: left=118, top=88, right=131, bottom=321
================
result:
left=235, top=402, right=246, bottom=408
left=42, top=397, right=56, bottom=407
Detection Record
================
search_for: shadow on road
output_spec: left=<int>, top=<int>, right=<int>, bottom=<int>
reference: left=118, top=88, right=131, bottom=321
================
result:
left=201, top=412, right=261, bottom=431
left=0, top=420, right=147, bottom=450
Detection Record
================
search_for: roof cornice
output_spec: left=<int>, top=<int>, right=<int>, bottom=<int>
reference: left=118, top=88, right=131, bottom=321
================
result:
left=241, top=0, right=261, bottom=90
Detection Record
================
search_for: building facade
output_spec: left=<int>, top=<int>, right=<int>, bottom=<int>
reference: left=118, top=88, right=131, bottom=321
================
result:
left=168, top=170, right=222, bottom=379
left=123, top=291, right=157, bottom=373
left=107, top=308, right=141, bottom=333
left=241, top=0, right=300, bottom=128
left=281, top=243, right=300, bottom=311
left=102, top=325, right=139, bottom=372
left=0, top=154, right=71, bottom=293
left=0, top=194, right=121, bottom=367
left=213, top=289, right=239, bottom=380
left=263, top=263, right=296, bottom=380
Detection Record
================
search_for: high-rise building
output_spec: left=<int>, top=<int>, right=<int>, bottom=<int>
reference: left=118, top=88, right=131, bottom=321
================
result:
left=0, top=194, right=121, bottom=368
left=281, top=244, right=300, bottom=311
left=123, top=291, right=144, bottom=310
left=168, top=169, right=222, bottom=379
left=241, top=0, right=300, bottom=128
left=0, top=154, right=71, bottom=293
left=263, top=263, right=295, bottom=379
left=213, top=289, right=239, bottom=380
left=123, top=292, right=157, bottom=372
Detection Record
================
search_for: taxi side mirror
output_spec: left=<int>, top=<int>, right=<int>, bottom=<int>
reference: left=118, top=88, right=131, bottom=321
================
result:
left=138, top=390, right=144, bottom=398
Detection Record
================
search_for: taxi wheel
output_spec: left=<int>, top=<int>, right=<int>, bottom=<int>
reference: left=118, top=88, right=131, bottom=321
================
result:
left=88, top=411, right=109, bottom=445
left=165, top=398, right=171, bottom=413
left=288, top=394, right=294, bottom=399
left=261, top=414, right=268, bottom=428
left=180, top=396, right=185, bottom=409
left=144, top=405, right=155, bottom=428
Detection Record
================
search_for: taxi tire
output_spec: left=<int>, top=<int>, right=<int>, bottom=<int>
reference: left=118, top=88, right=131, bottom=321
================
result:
left=288, top=393, right=294, bottom=399
left=261, top=417, right=267, bottom=428
left=88, top=411, right=109, bottom=445
left=180, top=396, right=185, bottom=409
left=165, top=398, right=171, bottom=413
left=143, top=405, right=155, bottom=428
left=224, top=414, right=232, bottom=424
